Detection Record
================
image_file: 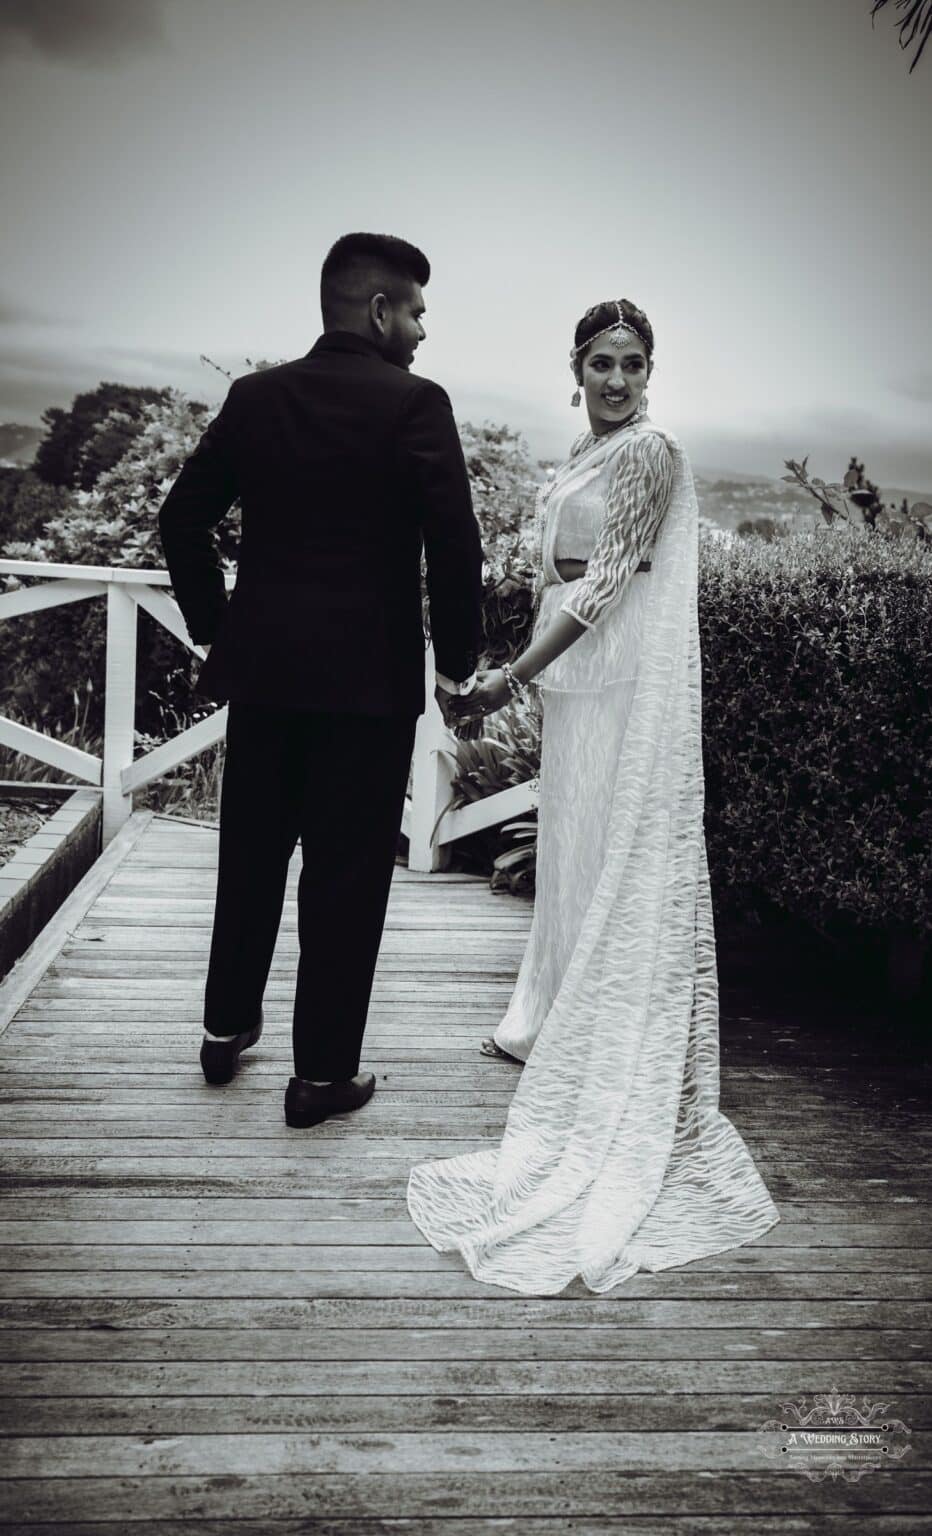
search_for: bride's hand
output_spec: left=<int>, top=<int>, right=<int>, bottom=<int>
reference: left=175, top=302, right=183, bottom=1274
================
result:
left=460, top=669, right=511, bottom=722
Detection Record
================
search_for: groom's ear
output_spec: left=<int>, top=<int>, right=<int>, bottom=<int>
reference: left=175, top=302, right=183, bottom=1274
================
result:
left=369, top=292, right=390, bottom=336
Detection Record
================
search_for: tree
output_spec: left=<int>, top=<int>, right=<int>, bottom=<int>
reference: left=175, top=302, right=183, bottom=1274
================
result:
left=843, top=456, right=885, bottom=528
left=11, top=390, right=239, bottom=571
left=871, top=0, right=931, bottom=72
left=0, top=468, right=70, bottom=548
left=33, top=382, right=175, bottom=491
left=2, top=390, right=242, bottom=740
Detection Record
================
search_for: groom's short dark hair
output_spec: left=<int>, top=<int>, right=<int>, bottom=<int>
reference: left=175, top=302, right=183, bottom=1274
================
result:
left=320, top=233, right=430, bottom=325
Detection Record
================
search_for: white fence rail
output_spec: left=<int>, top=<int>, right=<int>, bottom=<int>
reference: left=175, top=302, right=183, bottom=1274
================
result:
left=0, top=559, right=536, bottom=868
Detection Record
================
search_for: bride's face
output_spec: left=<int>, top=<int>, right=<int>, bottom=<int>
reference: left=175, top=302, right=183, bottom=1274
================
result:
left=580, top=336, right=650, bottom=434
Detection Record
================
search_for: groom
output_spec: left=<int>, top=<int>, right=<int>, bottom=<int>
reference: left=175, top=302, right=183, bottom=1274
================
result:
left=158, top=232, right=483, bottom=1127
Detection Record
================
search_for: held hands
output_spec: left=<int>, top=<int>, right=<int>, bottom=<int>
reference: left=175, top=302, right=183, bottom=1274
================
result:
left=451, top=669, right=512, bottom=733
left=434, top=669, right=512, bottom=740
left=464, top=669, right=511, bottom=720
left=434, top=684, right=484, bottom=741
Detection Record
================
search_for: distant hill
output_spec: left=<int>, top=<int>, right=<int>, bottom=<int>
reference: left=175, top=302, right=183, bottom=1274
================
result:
left=693, top=473, right=813, bottom=530
left=0, top=423, right=43, bottom=468
left=693, top=471, right=931, bottom=531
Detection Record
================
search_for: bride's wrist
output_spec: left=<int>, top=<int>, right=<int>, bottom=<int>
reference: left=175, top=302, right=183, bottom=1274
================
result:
left=508, top=657, right=535, bottom=689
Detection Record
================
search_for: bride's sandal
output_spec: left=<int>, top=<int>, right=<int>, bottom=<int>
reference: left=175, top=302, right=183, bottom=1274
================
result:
left=480, top=1037, right=522, bottom=1062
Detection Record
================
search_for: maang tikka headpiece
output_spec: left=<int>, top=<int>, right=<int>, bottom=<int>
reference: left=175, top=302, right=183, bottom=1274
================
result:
left=569, top=301, right=650, bottom=407
left=570, top=300, right=648, bottom=365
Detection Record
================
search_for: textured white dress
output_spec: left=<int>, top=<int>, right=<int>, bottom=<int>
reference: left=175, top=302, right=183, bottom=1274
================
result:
left=406, top=411, right=781, bottom=1295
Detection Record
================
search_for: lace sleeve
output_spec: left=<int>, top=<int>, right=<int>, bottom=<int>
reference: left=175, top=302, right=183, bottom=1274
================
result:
left=560, top=431, right=674, bottom=630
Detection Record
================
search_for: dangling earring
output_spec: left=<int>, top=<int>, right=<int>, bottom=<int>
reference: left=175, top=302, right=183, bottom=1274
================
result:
left=571, top=387, right=581, bottom=408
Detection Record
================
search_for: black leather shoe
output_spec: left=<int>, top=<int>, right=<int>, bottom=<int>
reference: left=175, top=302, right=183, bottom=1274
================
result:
left=284, top=1072, right=376, bottom=1128
left=200, top=1009, right=264, bottom=1085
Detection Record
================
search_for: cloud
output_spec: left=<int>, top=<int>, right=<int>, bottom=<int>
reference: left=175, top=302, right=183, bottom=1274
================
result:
left=0, top=339, right=223, bottom=423
left=893, top=370, right=932, bottom=404
left=0, top=295, right=66, bottom=327
left=0, top=0, right=167, bottom=67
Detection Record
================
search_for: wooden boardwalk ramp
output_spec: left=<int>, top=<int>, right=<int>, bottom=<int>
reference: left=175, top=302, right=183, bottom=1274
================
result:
left=0, top=810, right=929, bottom=1532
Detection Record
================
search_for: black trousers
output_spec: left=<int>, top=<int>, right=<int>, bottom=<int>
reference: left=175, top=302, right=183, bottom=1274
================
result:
left=203, top=701, right=418, bottom=1081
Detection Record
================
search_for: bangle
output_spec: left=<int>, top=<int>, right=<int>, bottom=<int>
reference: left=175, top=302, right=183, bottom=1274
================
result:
left=501, top=661, right=526, bottom=700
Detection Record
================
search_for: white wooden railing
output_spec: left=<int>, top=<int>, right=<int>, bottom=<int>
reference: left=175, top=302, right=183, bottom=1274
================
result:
left=0, top=559, right=537, bottom=869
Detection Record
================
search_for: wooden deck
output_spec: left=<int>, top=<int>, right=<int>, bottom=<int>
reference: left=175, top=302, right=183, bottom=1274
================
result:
left=0, top=810, right=929, bottom=1532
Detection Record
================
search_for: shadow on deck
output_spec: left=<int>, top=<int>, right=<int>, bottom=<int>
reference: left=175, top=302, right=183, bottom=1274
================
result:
left=0, top=811, right=929, bottom=1531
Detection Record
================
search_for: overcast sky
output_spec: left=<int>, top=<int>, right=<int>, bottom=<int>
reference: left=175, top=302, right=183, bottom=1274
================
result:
left=1, top=0, right=929, bottom=487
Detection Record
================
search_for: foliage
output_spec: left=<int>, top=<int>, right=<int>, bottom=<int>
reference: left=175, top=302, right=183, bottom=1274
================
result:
left=0, top=468, right=70, bottom=547
left=9, top=389, right=240, bottom=569
left=489, top=818, right=538, bottom=895
left=425, top=421, right=541, bottom=667
left=1, top=390, right=241, bottom=739
left=446, top=690, right=541, bottom=889
left=451, top=522, right=932, bottom=943
left=735, top=516, right=787, bottom=543
left=33, top=382, right=174, bottom=491
left=782, top=453, right=930, bottom=540
left=699, top=522, right=932, bottom=939
left=871, top=0, right=931, bottom=72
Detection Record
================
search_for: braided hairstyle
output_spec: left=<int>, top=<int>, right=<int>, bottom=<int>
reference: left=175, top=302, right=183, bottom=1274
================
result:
left=572, top=298, right=655, bottom=384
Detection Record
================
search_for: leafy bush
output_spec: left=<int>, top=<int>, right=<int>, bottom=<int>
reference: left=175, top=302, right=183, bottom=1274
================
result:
left=448, top=691, right=540, bottom=891
left=422, top=420, right=541, bottom=665
left=451, top=522, right=932, bottom=944
left=1, top=390, right=240, bottom=740
left=699, top=521, right=931, bottom=940
left=0, top=468, right=71, bottom=546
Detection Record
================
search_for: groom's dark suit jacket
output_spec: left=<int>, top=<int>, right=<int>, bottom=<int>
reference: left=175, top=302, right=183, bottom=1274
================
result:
left=158, top=331, right=484, bottom=715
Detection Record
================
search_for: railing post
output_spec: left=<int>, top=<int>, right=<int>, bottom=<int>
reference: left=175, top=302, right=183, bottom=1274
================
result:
left=102, top=581, right=137, bottom=844
left=407, top=645, right=455, bottom=872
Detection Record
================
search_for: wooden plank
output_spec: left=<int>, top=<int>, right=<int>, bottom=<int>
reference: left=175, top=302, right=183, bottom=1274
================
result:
left=120, top=710, right=228, bottom=795
left=0, top=1193, right=923, bottom=1222
left=0, top=1131, right=925, bottom=1162
left=1, top=1354, right=929, bottom=1395
left=0, top=577, right=106, bottom=621
left=0, top=1096, right=919, bottom=1133
left=6, top=1320, right=926, bottom=1364
left=0, top=1214, right=928, bottom=1250
left=0, top=1521, right=928, bottom=1536
left=3, top=1390, right=930, bottom=1435
left=1, top=1249, right=930, bottom=1285
left=0, top=1261, right=926, bottom=1303
left=0, top=715, right=101, bottom=786
left=0, top=558, right=177, bottom=584
left=5, top=1426, right=930, bottom=1475
left=0, top=811, right=154, bottom=1038
left=1, top=1171, right=915, bottom=1205
left=0, top=1283, right=919, bottom=1339
left=2, top=1103, right=924, bottom=1134
left=2, top=1471, right=929, bottom=1522
left=2, top=1262, right=931, bottom=1298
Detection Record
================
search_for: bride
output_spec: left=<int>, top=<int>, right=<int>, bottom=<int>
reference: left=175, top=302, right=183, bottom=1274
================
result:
left=406, top=298, right=780, bottom=1295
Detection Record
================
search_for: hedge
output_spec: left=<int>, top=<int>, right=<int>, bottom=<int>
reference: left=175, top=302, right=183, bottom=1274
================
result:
left=455, top=523, right=932, bottom=941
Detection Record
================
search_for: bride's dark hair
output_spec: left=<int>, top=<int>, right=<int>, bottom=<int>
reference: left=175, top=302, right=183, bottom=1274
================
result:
left=573, top=299, right=654, bottom=379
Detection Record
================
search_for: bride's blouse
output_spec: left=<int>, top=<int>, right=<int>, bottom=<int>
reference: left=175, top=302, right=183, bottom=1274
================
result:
left=553, top=430, right=675, bottom=629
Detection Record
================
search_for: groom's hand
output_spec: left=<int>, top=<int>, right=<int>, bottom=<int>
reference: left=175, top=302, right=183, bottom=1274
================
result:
left=434, top=684, right=483, bottom=740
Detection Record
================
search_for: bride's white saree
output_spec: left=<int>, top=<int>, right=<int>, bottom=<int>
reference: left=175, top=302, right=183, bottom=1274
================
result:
left=407, top=421, right=781, bottom=1295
